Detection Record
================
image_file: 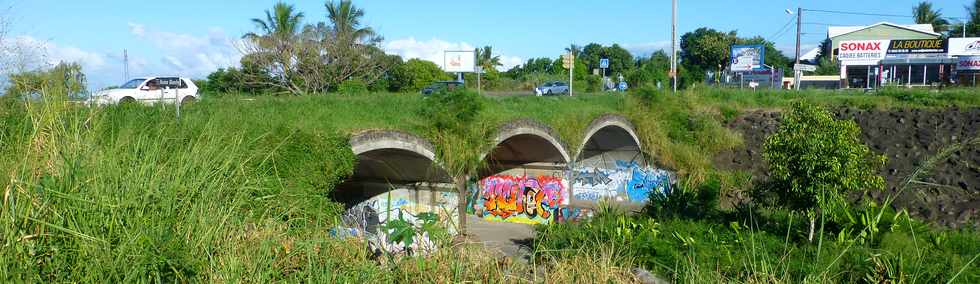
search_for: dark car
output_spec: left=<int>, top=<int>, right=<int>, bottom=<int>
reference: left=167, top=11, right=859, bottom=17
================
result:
left=421, top=80, right=465, bottom=95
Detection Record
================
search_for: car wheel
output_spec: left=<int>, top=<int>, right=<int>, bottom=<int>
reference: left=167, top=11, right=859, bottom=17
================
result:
left=119, top=97, right=136, bottom=106
left=181, top=96, right=197, bottom=106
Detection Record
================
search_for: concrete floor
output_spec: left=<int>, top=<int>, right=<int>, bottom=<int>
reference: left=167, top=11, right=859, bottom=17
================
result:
left=465, top=215, right=535, bottom=258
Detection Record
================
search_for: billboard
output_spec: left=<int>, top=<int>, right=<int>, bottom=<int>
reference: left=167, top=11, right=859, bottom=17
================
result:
left=958, top=56, right=980, bottom=71
left=837, top=40, right=889, bottom=65
left=444, top=50, right=476, bottom=72
left=949, top=38, right=980, bottom=56
left=885, top=39, right=947, bottom=59
left=730, top=45, right=765, bottom=72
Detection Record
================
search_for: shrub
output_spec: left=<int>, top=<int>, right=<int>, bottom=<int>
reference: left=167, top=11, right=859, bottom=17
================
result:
left=337, top=79, right=370, bottom=95
left=763, top=101, right=886, bottom=241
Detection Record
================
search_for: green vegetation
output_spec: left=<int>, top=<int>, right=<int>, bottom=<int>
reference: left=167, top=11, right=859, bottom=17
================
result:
left=763, top=102, right=887, bottom=242
left=2, top=86, right=978, bottom=282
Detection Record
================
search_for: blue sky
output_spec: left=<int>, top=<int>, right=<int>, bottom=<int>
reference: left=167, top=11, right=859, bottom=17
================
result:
left=4, top=0, right=974, bottom=89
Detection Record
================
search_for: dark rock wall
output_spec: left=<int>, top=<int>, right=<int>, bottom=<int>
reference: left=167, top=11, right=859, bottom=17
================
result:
left=717, top=108, right=980, bottom=228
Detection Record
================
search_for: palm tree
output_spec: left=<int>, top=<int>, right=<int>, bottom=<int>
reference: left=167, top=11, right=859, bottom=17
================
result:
left=913, top=1, right=949, bottom=33
left=326, top=0, right=378, bottom=45
left=244, top=2, right=304, bottom=41
left=475, top=46, right=502, bottom=72
left=565, top=44, right=581, bottom=56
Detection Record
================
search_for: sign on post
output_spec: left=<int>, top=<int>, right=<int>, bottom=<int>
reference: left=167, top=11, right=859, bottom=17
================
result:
left=157, top=77, right=182, bottom=119
left=794, top=64, right=817, bottom=72
left=444, top=50, right=476, bottom=73
left=730, top=45, right=765, bottom=72
left=599, top=58, right=609, bottom=69
left=562, top=53, right=575, bottom=69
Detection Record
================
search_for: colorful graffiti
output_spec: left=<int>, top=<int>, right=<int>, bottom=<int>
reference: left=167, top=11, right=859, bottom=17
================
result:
left=570, top=161, right=673, bottom=204
left=475, top=175, right=568, bottom=225
left=343, top=188, right=459, bottom=236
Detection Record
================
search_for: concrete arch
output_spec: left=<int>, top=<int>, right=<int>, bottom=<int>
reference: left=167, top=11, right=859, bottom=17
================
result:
left=350, top=130, right=437, bottom=161
left=337, top=130, right=452, bottom=205
left=480, top=119, right=571, bottom=177
left=576, top=114, right=644, bottom=167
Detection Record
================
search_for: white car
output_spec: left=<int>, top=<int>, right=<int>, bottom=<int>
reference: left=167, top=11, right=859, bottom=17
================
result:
left=89, top=77, right=199, bottom=106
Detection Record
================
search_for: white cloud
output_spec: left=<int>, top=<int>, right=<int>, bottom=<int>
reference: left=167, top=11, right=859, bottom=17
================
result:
left=384, top=37, right=524, bottom=72
left=384, top=37, right=475, bottom=69
left=499, top=55, right=523, bottom=71
left=4, top=36, right=108, bottom=72
left=622, top=41, right=672, bottom=57
left=127, top=23, right=243, bottom=79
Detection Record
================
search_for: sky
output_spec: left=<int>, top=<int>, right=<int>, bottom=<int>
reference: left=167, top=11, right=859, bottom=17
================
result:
left=2, top=0, right=975, bottom=90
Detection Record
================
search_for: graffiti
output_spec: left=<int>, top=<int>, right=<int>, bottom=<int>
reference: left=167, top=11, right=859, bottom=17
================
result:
left=571, top=167, right=631, bottom=202
left=476, top=175, right=568, bottom=225
left=570, top=161, right=673, bottom=204
left=618, top=160, right=672, bottom=203
left=343, top=188, right=459, bottom=236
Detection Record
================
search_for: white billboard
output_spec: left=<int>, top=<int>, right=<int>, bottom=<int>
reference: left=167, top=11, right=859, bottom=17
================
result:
left=444, top=50, right=476, bottom=72
left=837, top=40, right=889, bottom=65
left=948, top=38, right=980, bottom=56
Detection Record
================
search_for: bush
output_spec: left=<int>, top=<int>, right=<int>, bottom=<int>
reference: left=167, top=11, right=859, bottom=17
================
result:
left=337, top=79, right=370, bottom=95
left=763, top=101, right=886, bottom=240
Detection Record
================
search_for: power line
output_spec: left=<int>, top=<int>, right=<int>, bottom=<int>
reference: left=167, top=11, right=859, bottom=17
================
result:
left=770, top=17, right=796, bottom=40
left=803, top=8, right=914, bottom=19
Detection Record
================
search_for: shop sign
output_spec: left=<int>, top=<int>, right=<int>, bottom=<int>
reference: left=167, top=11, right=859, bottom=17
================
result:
left=838, top=40, right=889, bottom=65
left=949, top=38, right=980, bottom=56
left=958, top=56, right=980, bottom=71
left=885, top=39, right=947, bottom=59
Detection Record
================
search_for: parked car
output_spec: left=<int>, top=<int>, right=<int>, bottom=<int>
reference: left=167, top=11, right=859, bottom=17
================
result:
left=534, top=81, right=569, bottom=96
left=88, top=77, right=199, bottom=106
left=421, top=80, right=464, bottom=95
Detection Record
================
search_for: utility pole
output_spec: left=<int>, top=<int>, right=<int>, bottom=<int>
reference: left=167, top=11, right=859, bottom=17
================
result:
left=794, top=7, right=802, bottom=90
left=671, top=0, right=677, bottom=94
left=795, top=8, right=801, bottom=66
left=123, top=49, right=130, bottom=81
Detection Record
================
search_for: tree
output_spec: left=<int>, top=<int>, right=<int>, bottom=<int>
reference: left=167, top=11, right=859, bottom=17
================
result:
left=475, top=46, right=502, bottom=72
left=680, top=28, right=736, bottom=79
left=399, top=59, right=450, bottom=91
left=239, top=1, right=390, bottom=94
left=763, top=102, right=886, bottom=242
left=325, top=0, right=380, bottom=45
left=968, top=0, right=980, bottom=36
left=5, top=62, right=86, bottom=100
left=241, top=2, right=306, bottom=94
left=913, top=2, right=949, bottom=33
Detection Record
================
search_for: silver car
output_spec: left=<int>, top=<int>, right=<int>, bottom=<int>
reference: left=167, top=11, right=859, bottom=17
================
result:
left=534, top=81, right=570, bottom=96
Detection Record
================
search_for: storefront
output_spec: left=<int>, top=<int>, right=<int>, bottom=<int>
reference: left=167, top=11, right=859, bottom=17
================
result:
left=949, top=38, right=980, bottom=86
left=838, top=38, right=968, bottom=88
left=838, top=40, right=887, bottom=89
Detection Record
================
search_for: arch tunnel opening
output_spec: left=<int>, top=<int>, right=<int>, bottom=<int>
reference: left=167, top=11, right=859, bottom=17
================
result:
left=334, top=147, right=457, bottom=236
left=473, top=133, right=571, bottom=225
left=570, top=124, right=673, bottom=210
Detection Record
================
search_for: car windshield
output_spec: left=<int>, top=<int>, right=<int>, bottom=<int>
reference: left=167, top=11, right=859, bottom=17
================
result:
left=120, top=79, right=147, bottom=89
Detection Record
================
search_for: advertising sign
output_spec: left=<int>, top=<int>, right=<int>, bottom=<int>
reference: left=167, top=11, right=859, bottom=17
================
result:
left=885, top=39, right=947, bottom=59
left=837, top=40, right=889, bottom=65
left=730, top=45, right=765, bottom=72
left=948, top=38, right=980, bottom=56
left=444, top=50, right=476, bottom=72
left=958, top=56, right=980, bottom=71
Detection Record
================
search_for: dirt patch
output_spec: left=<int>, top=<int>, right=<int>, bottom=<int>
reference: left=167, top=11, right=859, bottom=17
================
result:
left=716, top=108, right=980, bottom=228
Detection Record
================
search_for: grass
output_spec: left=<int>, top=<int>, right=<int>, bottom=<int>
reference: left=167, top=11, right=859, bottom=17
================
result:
left=1, top=87, right=978, bottom=282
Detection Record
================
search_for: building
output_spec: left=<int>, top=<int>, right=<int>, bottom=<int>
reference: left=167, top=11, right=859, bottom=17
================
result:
left=828, top=22, right=946, bottom=89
